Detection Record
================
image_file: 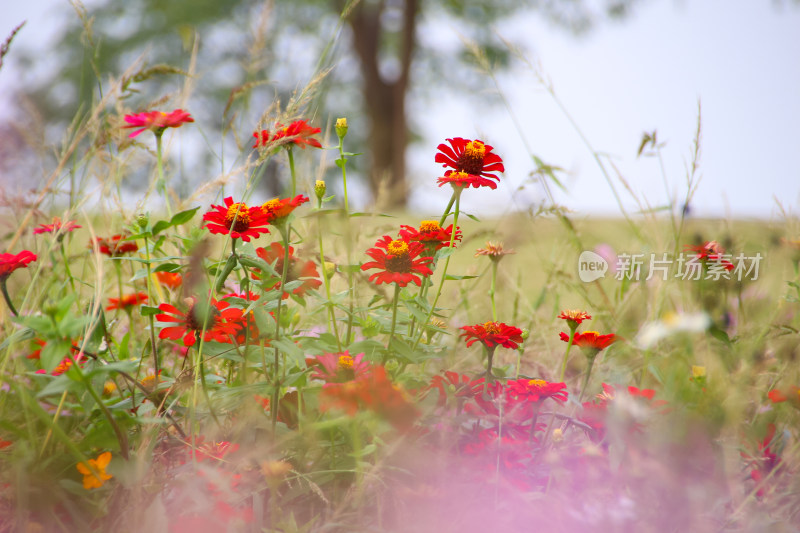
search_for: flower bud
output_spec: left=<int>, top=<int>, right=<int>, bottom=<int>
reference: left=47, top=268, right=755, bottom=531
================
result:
left=335, top=117, right=348, bottom=139
left=314, top=180, right=326, bottom=200
left=323, top=261, right=336, bottom=279
left=136, top=213, right=149, bottom=229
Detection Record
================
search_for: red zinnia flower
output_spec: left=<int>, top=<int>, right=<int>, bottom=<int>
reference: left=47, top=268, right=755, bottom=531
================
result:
left=253, top=242, right=322, bottom=298
left=91, top=235, right=139, bottom=257
left=33, top=217, right=82, bottom=235
left=0, top=250, right=37, bottom=280
left=560, top=330, right=617, bottom=351
left=506, top=378, right=568, bottom=404
left=186, top=437, right=240, bottom=463
left=221, top=292, right=269, bottom=344
left=253, top=120, right=322, bottom=150
left=261, top=195, right=309, bottom=225
left=123, top=109, right=194, bottom=138
left=106, top=292, right=148, bottom=311
left=685, top=241, right=734, bottom=271
left=437, top=170, right=500, bottom=190
left=156, top=298, right=243, bottom=346
left=36, top=353, right=87, bottom=376
left=361, top=236, right=433, bottom=287
left=398, top=221, right=461, bottom=251
left=435, top=137, right=504, bottom=188
left=155, top=271, right=183, bottom=290
left=202, top=197, right=271, bottom=242
left=429, top=371, right=485, bottom=408
left=308, top=351, right=370, bottom=383
left=461, top=321, right=523, bottom=350
left=558, top=309, right=592, bottom=326
left=768, top=385, right=800, bottom=406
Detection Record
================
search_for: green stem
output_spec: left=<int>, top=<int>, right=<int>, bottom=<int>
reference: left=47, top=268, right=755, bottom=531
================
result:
left=412, top=189, right=462, bottom=351
left=60, top=242, right=77, bottom=294
left=271, top=225, right=292, bottom=432
left=0, top=279, right=18, bottom=316
left=287, top=147, right=296, bottom=197
left=384, top=284, right=401, bottom=364
left=578, top=353, right=598, bottom=402
left=155, top=133, right=172, bottom=218
left=317, top=207, right=342, bottom=350
left=438, top=192, right=457, bottom=227
left=485, top=346, right=496, bottom=379
left=489, top=261, right=498, bottom=322
left=559, top=327, right=576, bottom=382
left=143, top=235, right=160, bottom=377
left=338, top=137, right=349, bottom=213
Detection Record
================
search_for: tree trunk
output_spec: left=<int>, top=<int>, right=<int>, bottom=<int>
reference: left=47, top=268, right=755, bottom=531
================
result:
left=346, top=0, right=418, bottom=208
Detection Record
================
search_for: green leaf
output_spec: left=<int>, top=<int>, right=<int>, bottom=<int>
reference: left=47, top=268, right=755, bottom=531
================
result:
left=152, top=206, right=200, bottom=235
left=349, top=212, right=395, bottom=218
left=708, top=325, right=732, bottom=346
left=140, top=305, right=162, bottom=317
left=40, top=340, right=74, bottom=373
left=443, top=274, right=478, bottom=281
left=463, top=212, right=481, bottom=223
left=153, top=263, right=182, bottom=273
left=215, top=254, right=238, bottom=293
left=0, top=328, right=34, bottom=351
left=271, top=339, right=305, bottom=365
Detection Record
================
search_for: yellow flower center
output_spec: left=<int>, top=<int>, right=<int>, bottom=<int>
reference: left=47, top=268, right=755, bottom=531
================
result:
left=225, top=203, right=252, bottom=227
left=448, top=171, right=470, bottom=182
left=419, top=220, right=441, bottom=233
left=483, top=321, right=500, bottom=335
left=528, top=379, right=547, bottom=388
left=387, top=239, right=409, bottom=257
left=465, top=140, right=486, bottom=159
left=338, top=354, right=354, bottom=370
left=263, top=198, right=281, bottom=212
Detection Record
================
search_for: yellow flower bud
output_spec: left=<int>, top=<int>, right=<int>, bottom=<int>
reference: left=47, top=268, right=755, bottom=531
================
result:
left=314, top=180, right=326, bottom=200
left=335, top=117, right=348, bottom=139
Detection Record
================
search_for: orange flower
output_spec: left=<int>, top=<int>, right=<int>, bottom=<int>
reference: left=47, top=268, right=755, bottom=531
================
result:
left=155, top=271, right=183, bottom=290
left=106, top=292, right=148, bottom=310
left=559, top=330, right=617, bottom=352
left=123, top=109, right=194, bottom=138
left=474, top=241, right=514, bottom=261
left=76, top=451, right=113, bottom=490
left=253, top=120, right=322, bottom=149
left=261, top=195, right=309, bottom=225
left=321, top=366, right=418, bottom=431
left=253, top=242, right=322, bottom=298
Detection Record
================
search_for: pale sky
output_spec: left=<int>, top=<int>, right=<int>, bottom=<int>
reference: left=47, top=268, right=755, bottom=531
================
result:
left=2, top=0, right=799, bottom=219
